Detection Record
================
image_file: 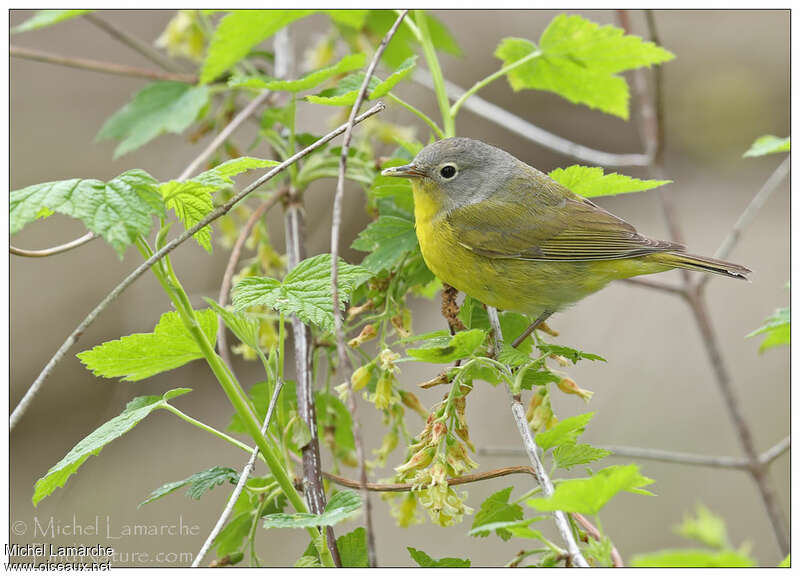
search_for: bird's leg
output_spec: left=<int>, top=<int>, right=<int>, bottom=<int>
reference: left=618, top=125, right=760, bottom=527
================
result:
left=511, top=311, right=554, bottom=349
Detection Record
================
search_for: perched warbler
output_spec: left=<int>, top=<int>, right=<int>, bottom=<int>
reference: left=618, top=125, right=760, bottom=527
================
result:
left=382, top=137, right=750, bottom=330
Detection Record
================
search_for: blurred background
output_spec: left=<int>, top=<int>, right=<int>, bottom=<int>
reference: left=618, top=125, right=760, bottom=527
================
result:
left=10, top=9, right=789, bottom=567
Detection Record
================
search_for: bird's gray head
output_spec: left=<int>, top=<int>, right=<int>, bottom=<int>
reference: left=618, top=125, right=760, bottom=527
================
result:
left=381, top=137, right=521, bottom=212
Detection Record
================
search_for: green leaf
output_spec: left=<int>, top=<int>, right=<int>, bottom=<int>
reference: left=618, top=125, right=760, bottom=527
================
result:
left=232, top=254, right=371, bottom=333
left=553, top=443, right=612, bottom=469
left=407, top=547, right=471, bottom=568
left=12, top=10, right=92, bottom=33
left=747, top=307, right=790, bottom=352
left=230, top=53, right=367, bottom=92
left=200, top=10, right=315, bottom=83
left=33, top=388, right=191, bottom=506
left=365, top=11, right=460, bottom=68
left=10, top=170, right=163, bottom=257
left=351, top=215, right=419, bottom=273
left=675, top=504, right=728, bottom=549
left=469, top=518, right=546, bottom=541
left=306, top=56, right=417, bottom=106
left=337, top=527, right=368, bottom=567
left=263, top=490, right=361, bottom=528
left=526, top=464, right=655, bottom=515
left=139, top=466, right=238, bottom=506
left=213, top=493, right=260, bottom=556
left=159, top=157, right=277, bottom=251
left=407, top=329, right=487, bottom=363
left=228, top=381, right=271, bottom=434
left=779, top=554, right=790, bottom=568
left=97, top=82, right=209, bottom=158
left=743, top=135, right=790, bottom=157
left=549, top=165, right=671, bottom=198
left=470, top=487, right=523, bottom=541
left=535, top=412, right=595, bottom=451
left=77, top=309, right=218, bottom=381
left=631, top=549, right=755, bottom=568
left=496, top=14, right=674, bottom=119
left=204, top=298, right=262, bottom=355
left=497, top=346, right=531, bottom=367
left=316, top=391, right=356, bottom=456
left=537, top=343, right=606, bottom=364
left=325, top=10, right=369, bottom=29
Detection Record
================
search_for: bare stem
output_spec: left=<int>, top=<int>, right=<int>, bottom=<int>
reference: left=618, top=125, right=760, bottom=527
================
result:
left=330, top=9, right=408, bottom=568
left=10, top=45, right=196, bottom=83
left=9, top=101, right=386, bottom=430
left=191, top=380, right=284, bottom=567
left=486, top=306, right=589, bottom=568
left=571, top=513, right=624, bottom=567
left=321, top=465, right=536, bottom=492
left=84, top=12, right=183, bottom=73
left=412, top=70, right=651, bottom=167
left=10, top=232, right=97, bottom=258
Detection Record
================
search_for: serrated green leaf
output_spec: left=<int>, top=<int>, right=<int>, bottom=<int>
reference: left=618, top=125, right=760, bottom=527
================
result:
left=498, top=346, right=531, bottom=367
left=97, top=82, right=209, bottom=158
left=159, top=157, right=277, bottom=252
left=537, top=343, right=606, bottom=364
left=527, top=464, right=654, bottom=515
left=12, top=10, right=92, bottom=33
left=408, top=329, right=487, bottom=363
left=747, top=307, right=789, bottom=352
left=263, top=489, right=361, bottom=528
left=549, top=165, right=671, bottom=198
left=10, top=169, right=163, bottom=257
left=631, top=548, right=755, bottom=568
left=553, top=443, right=612, bottom=469
left=200, top=10, right=315, bottom=83
left=519, top=368, right=561, bottom=390
left=306, top=56, right=417, bottom=106
left=139, top=466, right=238, bottom=506
left=496, top=14, right=674, bottom=119
left=471, top=487, right=523, bottom=541
left=407, top=547, right=471, bottom=568
left=743, top=135, right=790, bottom=157
left=232, top=254, right=371, bottom=333
left=33, top=388, right=191, bottom=506
left=675, top=504, right=729, bottom=549
left=535, top=412, right=595, bottom=451
left=351, top=215, right=419, bottom=273
left=469, top=517, right=547, bottom=541
left=230, top=53, right=366, bottom=92
left=337, top=527, right=368, bottom=567
left=77, top=310, right=218, bottom=381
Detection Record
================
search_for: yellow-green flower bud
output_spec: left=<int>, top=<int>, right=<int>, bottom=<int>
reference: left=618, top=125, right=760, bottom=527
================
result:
left=348, top=324, right=377, bottom=348
left=350, top=363, right=373, bottom=391
left=557, top=377, right=594, bottom=402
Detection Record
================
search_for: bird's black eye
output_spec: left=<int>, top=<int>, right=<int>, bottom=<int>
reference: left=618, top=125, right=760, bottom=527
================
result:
left=440, top=164, right=457, bottom=179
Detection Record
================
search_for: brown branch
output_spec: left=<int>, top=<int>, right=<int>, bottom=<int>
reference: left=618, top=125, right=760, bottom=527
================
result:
left=571, top=513, right=624, bottom=567
left=216, top=192, right=287, bottom=365
left=620, top=9, right=789, bottom=555
left=321, top=465, right=536, bottom=492
left=10, top=231, right=97, bottom=258
left=441, top=283, right=466, bottom=334
left=621, top=277, right=687, bottom=298
left=329, top=10, right=408, bottom=567
left=10, top=45, right=197, bottom=83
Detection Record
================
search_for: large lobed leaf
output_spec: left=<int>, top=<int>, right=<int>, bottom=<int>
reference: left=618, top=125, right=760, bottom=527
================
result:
left=549, top=165, right=671, bottom=198
left=97, top=82, right=209, bottom=158
left=351, top=215, right=419, bottom=273
left=526, top=464, right=654, bottom=515
left=10, top=169, right=163, bottom=257
left=470, top=487, right=523, bottom=541
left=232, top=254, right=371, bottom=333
left=77, top=309, right=218, bottom=381
left=201, top=10, right=315, bottom=83
left=33, top=388, right=191, bottom=506
left=495, top=14, right=674, bottom=119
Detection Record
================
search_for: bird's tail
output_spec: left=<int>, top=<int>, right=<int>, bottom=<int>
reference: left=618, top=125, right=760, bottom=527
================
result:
left=657, top=251, right=751, bottom=280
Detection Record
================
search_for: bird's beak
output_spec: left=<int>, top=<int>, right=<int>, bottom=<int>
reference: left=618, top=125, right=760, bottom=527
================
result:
left=381, top=163, right=424, bottom=178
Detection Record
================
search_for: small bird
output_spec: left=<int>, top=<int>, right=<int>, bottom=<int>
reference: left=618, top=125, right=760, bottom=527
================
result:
left=382, top=137, right=750, bottom=334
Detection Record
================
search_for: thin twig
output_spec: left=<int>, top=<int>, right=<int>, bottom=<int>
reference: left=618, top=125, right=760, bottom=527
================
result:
left=9, top=101, right=386, bottom=430
left=84, top=12, right=183, bottom=73
left=571, top=513, right=624, bottom=567
left=698, top=156, right=789, bottom=289
left=412, top=70, right=651, bottom=168
left=179, top=91, right=274, bottom=182
left=10, top=45, right=197, bottom=83
left=321, top=465, right=536, bottom=492
left=759, top=436, right=790, bottom=465
left=10, top=232, right=97, bottom=258
left=216, top=193, right=286, bottom=365
left=486, top=306, right=589, bottom=568
left=191, top=380, right=284, bottom=567
left=330, top=10, right=407, bottom=567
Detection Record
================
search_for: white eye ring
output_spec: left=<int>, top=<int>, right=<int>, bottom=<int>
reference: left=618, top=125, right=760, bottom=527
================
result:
left=439, top=164, right=458, bottom=179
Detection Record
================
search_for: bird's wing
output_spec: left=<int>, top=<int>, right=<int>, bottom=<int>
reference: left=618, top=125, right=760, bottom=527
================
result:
left=448, top=176, right=684, bottom=262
